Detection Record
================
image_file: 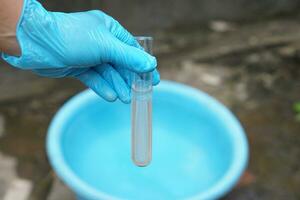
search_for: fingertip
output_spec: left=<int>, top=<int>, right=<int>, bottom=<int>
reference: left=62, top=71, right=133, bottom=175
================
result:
left=75, top=69, right=118, bottom=102
left=136, top=54, right=157, bottom=73
left=145, top=55, right=157, bottom=72
left=93, top=83, right=118, bottom=102
left=104, top=90, right=118, bottom=102
left=119, top=95, right=131, bottom=104
left=152, top=69, right=160, bottom=86
left=95, top=64, right=131, bottom=103
left=153, top=77, right=160, bottom=86
left=110, top=39, right=158, bottom=73
left=113, top=82, right=131, bottom=103
left=91, top=75, right=118, bottom=101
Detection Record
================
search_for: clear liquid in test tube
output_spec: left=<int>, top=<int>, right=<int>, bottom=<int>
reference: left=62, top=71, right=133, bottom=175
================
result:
left=132, top=37, right=153, bottom=167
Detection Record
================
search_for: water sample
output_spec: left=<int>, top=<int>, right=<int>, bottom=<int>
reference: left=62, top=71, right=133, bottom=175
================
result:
left=132, top=37, right=153, bottom=167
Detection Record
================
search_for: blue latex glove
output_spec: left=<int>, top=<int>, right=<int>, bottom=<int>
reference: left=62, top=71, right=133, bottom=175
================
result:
left=1, top=0, right=160, bottom=103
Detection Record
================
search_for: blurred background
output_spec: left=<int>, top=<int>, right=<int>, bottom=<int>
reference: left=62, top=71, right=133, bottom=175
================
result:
left=0, top=0, right=300, bottom=199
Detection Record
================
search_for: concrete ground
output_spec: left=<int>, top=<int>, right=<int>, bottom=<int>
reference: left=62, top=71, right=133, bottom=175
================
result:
left=0, top=16, right=300, bottom=199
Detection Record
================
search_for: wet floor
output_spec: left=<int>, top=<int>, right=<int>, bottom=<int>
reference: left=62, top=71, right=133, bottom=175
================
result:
left=0, top=16, right=300, bottom=199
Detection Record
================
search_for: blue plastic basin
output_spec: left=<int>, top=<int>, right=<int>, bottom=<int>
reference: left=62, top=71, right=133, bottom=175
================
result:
left=47, top=80, right=248, bottom=200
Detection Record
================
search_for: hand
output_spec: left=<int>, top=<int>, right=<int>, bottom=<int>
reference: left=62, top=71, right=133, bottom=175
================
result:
left=1, top=0, right=159, bottom=103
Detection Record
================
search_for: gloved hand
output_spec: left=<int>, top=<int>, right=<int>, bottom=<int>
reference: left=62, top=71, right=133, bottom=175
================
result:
left=1, top=0, right=160, bottom=103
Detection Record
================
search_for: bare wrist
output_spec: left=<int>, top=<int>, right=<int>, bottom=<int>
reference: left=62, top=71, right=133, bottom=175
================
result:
left=0, top=0, right=23, bottom=56
left=0, top=34, right=20, bottom=56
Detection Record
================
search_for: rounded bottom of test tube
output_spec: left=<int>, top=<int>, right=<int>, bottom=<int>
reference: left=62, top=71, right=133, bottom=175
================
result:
left=132, top=158, right=152, bottom=167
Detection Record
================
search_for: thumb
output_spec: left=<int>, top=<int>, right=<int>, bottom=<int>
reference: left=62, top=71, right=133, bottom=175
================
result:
left=105, top=38, right=157, bottom=73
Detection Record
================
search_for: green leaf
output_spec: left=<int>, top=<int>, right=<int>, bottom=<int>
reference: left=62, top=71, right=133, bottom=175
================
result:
left=294, top=102, right=300, bottom=113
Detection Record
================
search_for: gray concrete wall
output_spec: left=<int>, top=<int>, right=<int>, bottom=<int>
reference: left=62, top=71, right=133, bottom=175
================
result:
left=43, top=0, right=300, bottom=32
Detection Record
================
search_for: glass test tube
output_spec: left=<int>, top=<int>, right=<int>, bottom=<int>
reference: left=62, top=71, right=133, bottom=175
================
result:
left=131, top=37, right=153, bottom=167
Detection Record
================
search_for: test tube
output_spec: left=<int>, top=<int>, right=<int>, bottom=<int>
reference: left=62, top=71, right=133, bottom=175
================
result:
left=131, top=37, right=153, bottom=167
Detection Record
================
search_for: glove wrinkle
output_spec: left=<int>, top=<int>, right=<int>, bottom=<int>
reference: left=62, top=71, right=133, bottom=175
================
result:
left=1, top=0, right=160, bottom=103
